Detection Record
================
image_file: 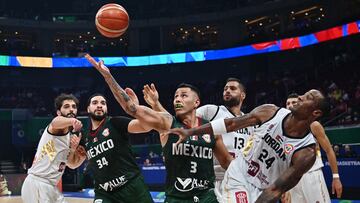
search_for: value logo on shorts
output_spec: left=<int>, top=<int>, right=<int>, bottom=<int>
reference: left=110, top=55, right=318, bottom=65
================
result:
left=235, top=191, right=248, bottom=203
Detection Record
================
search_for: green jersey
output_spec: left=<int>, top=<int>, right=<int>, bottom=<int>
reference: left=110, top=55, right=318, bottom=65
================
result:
left=163, top=116, right=216, bottom=199
left=82, top=116, right=141, bottom=192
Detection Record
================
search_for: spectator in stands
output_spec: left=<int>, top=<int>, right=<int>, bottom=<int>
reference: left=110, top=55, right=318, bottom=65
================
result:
left=344, top=144, right=357, bottom=158
left=333, top=144, right=341, bottom=157
left=143, top=158, right=152, bottom=166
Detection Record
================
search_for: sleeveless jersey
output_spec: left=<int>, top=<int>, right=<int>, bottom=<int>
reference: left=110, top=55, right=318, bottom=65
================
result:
left=82, top=117, right=140, bottom=192
left=197, top=104, right=254, bottom=180
left=239, top=108, right=316, bottom=189
left=163, top=116, right=216, bottom=199
left=28, top=126, right=71, bottom=186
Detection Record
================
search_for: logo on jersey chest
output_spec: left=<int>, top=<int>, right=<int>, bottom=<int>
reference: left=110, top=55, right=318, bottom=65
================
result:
left=102, top=128, right=110, bottom=137
left=202, top=134, right=211, bottom=143
left=174, top=177, right=209, bottom=192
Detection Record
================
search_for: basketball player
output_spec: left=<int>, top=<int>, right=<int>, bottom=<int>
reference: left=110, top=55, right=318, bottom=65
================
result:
left=21, top=93, right=84, bottom=203
left=282, top=93, right=342, bottom=203
left=169, top=89, right=330, bottom=202
left=142, top=78, right=254, bottom=201
left=80, top=93, right=154, bottom=203
left=85, top=54, right=233, bottom=203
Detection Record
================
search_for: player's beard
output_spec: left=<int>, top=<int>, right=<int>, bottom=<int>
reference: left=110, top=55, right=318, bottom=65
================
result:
left=224, top=97, right=240, bottom=108
left=61, top=112, right=76, bottom=118
left=89, top=111, right=107, bottom=121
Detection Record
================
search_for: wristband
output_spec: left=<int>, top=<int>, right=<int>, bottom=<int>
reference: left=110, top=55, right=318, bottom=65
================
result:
left=211, top=119, right=227, bottom=135
left=333, top=173, right=340, bottom=179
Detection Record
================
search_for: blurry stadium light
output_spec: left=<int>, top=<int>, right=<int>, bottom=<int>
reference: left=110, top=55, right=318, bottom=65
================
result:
left=320, top=8, right=323, bottom=11
left=291, top=11, right=295, bottom=14
left=79, top=35, right=82, bottom=39
left=294, top=6, right=318, bottom=15
left=15, top=31, right=18, bottom=35
left=322, top=14, right=325, bottom=17
left=206, top=25, right=210, bottom=29
left=193, top=27, right=196, bottom=30
left=93, top=36, right=96, bottom=39
left=85, top=41, right=88, bottom=43
left=180, top=28, right=183, bottom=31
left=245, top=20, right=248, bottom=23
left=259, top=23, right=263, bottom=26
left=305, top=12, right=308, bottom=16
left=4, top=39, right=7, bottom=42
left=185, top=31, right=188, bottom=34
left=87, top=31, right=90, bottom=34
left=247, top=16, right=267, bottom=25
left=70, top=40, right=74, bottom=43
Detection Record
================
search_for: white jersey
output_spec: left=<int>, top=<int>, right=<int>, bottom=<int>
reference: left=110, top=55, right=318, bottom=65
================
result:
left=197, top=104, right=254, bottom=180
left=239, top=108, right=316, bottom=189
left=28, top=126, right=71, bottom=186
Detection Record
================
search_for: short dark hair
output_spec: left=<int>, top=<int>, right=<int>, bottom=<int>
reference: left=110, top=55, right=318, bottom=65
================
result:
left=87, top=93, right=107, bottom=107
left=287, top=93, right=299, bottom=99
left=54, top=93, right=79, bottom=111
left=226, top=77, right=246, bottom=93
left=177, top=83, right=201, bottom=99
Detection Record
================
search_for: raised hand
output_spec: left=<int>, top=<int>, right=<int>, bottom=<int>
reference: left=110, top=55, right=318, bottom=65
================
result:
left=85, top=54, right=111, bottom=78
left=70, top=133, right=82, bottom=152
left=125, top=88, right=139, bottom=105
left=143, top=83, right=159, bottom=107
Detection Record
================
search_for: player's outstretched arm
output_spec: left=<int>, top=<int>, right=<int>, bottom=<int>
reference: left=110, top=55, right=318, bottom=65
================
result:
left=311, top=121, right=342, bottom=198
left=85, top=54, right=139, bottom=117
left=255, top=145, right=316, bottom=203
left=169, top=104, right=277, bottom=144
left=49, top=116, right=82, bottom=134
left=143, top=83, right=168, bottom=113
left=86, top=54, right=173, bottom=134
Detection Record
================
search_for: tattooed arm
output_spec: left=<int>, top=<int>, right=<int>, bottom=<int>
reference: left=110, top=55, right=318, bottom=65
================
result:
left=85, top=54, right=173, bottom=136
left=255, top=145, right=316, bottom=203
left=85, top=54, right=138, bottom=116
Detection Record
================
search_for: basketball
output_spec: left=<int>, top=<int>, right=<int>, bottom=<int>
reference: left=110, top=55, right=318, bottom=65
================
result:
left=95, top=4, right=129, bottom=38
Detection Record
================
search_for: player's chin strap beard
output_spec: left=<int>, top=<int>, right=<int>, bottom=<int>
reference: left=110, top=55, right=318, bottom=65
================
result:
left=89, top=112, right=107, bottom=121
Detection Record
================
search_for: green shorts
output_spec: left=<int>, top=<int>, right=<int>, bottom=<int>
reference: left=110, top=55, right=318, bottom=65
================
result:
left=94, top=175, right=153, bottom=203
left=164, top=189, right=218, bottom=203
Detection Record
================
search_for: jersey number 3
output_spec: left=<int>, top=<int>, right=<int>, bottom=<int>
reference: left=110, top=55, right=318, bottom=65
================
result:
left=96, top=157, right=109, bottom=169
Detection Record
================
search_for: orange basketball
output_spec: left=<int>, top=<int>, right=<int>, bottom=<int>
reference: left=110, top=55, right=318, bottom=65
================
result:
left=95, top=4, right=129, bottom=38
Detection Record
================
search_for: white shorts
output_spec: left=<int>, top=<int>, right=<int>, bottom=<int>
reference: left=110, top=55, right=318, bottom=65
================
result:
left=289, top=168, right=330, bottom=203
left=21, top=174, right=67, bottom=203
left=219, top=158, right=262, bottom=203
